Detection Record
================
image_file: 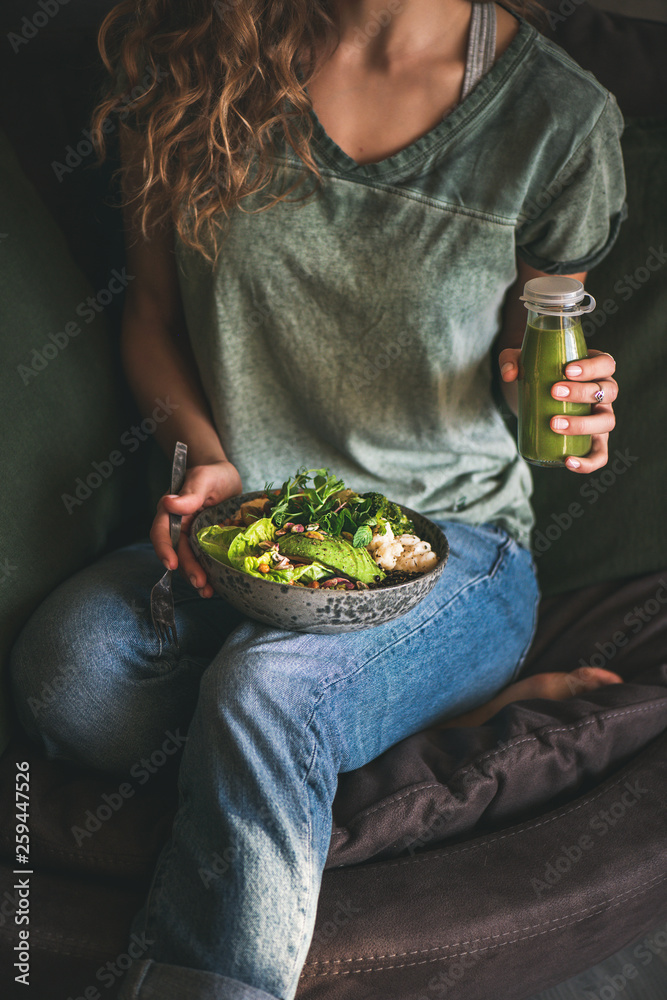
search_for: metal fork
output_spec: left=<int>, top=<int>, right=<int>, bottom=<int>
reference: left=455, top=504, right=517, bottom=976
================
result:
left=150, top=441, right=188, bottom=653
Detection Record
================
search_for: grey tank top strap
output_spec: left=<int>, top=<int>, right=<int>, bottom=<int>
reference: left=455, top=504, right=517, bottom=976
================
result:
left=460, top=2, right=498, bottom=102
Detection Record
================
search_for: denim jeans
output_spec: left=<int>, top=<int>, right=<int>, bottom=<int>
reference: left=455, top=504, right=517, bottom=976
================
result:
left=10, top=521, right=538, bottom=1000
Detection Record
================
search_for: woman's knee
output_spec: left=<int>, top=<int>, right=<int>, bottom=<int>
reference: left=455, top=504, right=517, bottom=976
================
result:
left=196, top=624, right=340, bottom=754
left=8, top=549, right=194, bottom=773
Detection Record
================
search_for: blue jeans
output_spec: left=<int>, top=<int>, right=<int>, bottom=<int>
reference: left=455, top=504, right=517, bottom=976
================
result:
left=9, top=521, right=538, bottom=1000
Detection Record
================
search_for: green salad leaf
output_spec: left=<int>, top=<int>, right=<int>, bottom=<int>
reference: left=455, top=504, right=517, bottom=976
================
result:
left=352, top=524, right=373, bottom=549
left=278, top=533, right=384, bottom=584
left=227, top=517, right=276, bottom=564
left=197, top=518, right=331, bottom=585
left=197, top=471, right=416, bottom=589
left=197, top=524, right=243, bottom=566
left=264, top=468, right=413, bottom=538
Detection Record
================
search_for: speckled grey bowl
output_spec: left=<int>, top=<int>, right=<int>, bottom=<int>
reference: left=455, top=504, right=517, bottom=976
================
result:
left=189, top=492, right=449, bottom=634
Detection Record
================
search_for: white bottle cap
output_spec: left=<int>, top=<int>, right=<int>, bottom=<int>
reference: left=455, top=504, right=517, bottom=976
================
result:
left=520, top=276, right=595, bottom=316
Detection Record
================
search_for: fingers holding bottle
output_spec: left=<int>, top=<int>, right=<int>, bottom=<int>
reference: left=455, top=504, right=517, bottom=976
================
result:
left=499, top=347, right=521, bottom=383
left=550, top=350, right=618, bottom=472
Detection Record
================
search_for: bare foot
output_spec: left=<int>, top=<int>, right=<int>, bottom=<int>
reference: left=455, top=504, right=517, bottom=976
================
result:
left=437, top=666, right=624, bottom=730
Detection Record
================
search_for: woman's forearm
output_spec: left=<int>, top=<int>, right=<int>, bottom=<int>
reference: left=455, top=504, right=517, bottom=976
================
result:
left=121, top=300, right=227, bottom=468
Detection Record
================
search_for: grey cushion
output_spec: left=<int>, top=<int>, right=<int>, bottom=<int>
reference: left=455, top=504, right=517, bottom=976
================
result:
left=0, top=127, right=133, bottom=754
left=542, top=2, right=667, bottom=118
left=529, top=119, right=667, bottom=596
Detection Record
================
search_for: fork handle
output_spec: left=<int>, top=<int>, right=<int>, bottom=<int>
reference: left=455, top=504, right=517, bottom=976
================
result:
left=169, top=442, right=188, bottom=553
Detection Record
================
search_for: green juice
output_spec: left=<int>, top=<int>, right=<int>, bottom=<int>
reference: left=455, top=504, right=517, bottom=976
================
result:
left=517, top=313, right=591, bottom=468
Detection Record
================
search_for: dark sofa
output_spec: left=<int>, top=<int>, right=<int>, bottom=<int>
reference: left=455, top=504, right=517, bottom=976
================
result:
left=1, top=3, right=666, bottom=999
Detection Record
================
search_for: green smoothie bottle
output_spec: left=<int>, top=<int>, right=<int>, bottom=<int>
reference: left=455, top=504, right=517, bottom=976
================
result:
left=517, top=276, right=596, bottom=468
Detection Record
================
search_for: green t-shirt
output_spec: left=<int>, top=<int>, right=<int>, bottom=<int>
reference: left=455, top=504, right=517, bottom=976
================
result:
left=174, top=19, right=626, bottom=549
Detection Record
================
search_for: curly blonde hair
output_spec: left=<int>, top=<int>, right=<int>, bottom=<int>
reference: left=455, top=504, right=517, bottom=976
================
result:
left=92, top=1, right=544, bottom=263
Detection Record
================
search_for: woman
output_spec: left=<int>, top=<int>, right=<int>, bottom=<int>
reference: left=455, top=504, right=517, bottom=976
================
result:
left=10, top=1, right=625, bottom=997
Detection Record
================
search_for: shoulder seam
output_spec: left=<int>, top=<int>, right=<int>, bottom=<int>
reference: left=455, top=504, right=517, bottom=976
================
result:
left=516, top=91, right=620, bottom=228
left=530, top=31, right=613, bottom=104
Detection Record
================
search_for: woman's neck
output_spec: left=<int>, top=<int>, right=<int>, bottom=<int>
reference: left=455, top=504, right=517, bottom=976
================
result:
left=329, top=0, right=474, bottom=67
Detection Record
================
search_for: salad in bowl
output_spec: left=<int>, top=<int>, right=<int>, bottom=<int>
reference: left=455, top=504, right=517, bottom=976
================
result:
left=190, top=468, right=449, bottom=633
left=196, top=469, right=440, bottom=589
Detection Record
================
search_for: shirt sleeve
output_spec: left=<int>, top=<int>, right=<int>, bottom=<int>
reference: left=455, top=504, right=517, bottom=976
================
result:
left=515, top=93, right=627, bottom=274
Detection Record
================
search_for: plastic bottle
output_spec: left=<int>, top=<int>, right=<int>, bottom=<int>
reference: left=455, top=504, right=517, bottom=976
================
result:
left=517, top=276, right=596, bottom=468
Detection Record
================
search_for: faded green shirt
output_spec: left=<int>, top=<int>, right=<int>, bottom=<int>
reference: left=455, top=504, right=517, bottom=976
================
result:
left=174, top=19, right=626, bottom=549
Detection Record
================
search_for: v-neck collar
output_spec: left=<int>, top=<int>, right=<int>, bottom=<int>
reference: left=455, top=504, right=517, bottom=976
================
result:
left=302, top=17, right=534, bottom=183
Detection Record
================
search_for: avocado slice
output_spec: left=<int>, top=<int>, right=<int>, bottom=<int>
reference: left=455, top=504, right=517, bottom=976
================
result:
left=278, top=534, right=385, bottom=584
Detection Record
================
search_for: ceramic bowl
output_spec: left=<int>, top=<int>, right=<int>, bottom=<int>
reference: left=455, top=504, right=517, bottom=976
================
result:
left=189, top=492, right=449, bottom=634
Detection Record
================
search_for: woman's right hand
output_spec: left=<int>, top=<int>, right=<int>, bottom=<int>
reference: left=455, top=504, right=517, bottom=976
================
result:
left=150, top=459, right=243, bottom=598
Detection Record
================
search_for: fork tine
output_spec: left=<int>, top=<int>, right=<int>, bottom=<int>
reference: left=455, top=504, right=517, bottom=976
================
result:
left=151, top=606, right=179, bottom=652
left=167, top=621, right=179, bottom=649
left=150, top=571, right=179, bottom=653
left=151, top=608, right=169, bottom=655
left=151, top=614, right=165, bottom=656
left=149, top=442, right=187, bottom=654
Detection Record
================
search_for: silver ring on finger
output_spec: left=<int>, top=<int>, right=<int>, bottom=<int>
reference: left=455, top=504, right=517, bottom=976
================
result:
left=593, top=382, right=605, bottom=403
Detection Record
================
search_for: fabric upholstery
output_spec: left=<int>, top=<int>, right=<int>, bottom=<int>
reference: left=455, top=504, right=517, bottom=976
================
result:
left=1, top=569, right=666, bottom=999
left=0, top=3, right=666, bottom=999
left=0, top=127, right=135, bottom=755
left=543, top=1, right=667, bottom=117
left=529, top=119, right=667, bottom=596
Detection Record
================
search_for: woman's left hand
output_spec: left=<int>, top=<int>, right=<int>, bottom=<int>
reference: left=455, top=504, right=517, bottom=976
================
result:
left=499, top=348, right=618, bottom=473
